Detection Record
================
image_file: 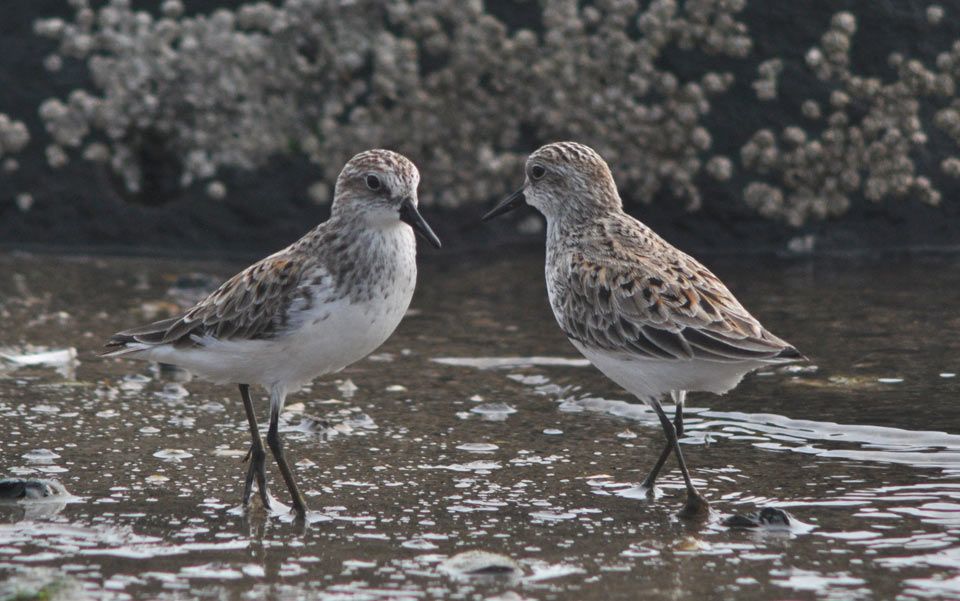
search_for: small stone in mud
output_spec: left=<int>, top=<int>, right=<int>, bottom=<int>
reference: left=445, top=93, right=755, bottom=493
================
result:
left=470, top=403, right=517, bottom=417
left=723, top=507, right=793, bottom=529
left=0, top=478, right=68, bottom=501
left=440, top=551, right=521, bottom=577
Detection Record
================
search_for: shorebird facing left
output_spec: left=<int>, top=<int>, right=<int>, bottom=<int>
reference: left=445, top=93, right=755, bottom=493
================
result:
left=104, top=149, right=441, bottom=520
left=483, top=141, right=803, bottom=518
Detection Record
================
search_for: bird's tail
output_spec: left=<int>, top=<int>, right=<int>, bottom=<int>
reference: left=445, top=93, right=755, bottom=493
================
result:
left=772, top=344, right=808, bottom=363
left=102, top=317, right=180, bottom=357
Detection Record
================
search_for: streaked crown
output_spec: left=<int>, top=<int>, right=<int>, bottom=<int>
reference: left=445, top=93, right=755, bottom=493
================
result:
left=333, top=149, right=420, bottom=214
left=524, top=141, right=622, bottom=218
left=529, top=142, right=609, bottom=174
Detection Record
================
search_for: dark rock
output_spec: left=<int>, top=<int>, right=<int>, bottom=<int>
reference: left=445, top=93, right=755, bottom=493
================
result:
left=0, top=478, right=68, bottom=501
left=724, top=507, right=793, bottom=529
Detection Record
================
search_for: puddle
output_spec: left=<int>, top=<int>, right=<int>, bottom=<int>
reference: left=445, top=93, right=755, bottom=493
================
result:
left=0, top=252, right=959, bottom=599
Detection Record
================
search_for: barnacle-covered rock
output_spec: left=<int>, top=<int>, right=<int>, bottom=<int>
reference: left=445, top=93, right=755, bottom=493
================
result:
left=0, top=113, right=30, bottom=158
left=32, top=0, right=751, bottom=212
left=1, top=1, right=956, bottom=246
left=737, top=9, right=960, bottom=226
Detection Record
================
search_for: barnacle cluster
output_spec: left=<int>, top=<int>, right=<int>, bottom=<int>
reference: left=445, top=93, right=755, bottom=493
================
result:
left=34, top=0, right=750, bottom=209
left=753, top=59, right=782, bottom=101
left=1, top=113, right=31, bottom=211
left=741, top=10, right=954, bottom=225
left=27, top=1, right=960, bottom=226
left=0, top=113, right=30, bottom=165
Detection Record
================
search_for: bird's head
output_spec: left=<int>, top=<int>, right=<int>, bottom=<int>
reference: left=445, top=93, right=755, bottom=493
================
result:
left=333, top=149, right=441, bottom=248
left=483, top=141, right=621, bottom=223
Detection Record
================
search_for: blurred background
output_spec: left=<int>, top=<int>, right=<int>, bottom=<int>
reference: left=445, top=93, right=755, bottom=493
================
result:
left=2, top=0, right=960, bottom=256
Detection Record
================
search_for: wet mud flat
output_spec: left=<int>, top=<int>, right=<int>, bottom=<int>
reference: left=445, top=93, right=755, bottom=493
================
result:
left=1, top=250, right=959, bottom=600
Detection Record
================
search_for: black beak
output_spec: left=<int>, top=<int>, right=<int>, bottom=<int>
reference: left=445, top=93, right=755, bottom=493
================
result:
left=399, top=197, right=442, bottom=249
left=481, top=187, right=526, bottom=221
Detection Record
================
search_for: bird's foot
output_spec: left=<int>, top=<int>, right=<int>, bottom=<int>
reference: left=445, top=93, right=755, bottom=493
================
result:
left=290, top=495, right=309, bottom=521
left=241, top=447, right=272, bottom=512
left=678, top=492, right=711, bottom=520
left=638, top=479, right=660, bottom=499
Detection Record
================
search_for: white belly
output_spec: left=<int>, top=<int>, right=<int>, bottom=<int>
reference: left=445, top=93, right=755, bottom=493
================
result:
left=571, top=340, right=764, bottom=402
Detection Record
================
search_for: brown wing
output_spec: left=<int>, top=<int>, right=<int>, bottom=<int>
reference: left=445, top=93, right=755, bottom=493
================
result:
left=552, top=250, right=801, bottom=363
left=161, top=254, right=309, bottom=344
left=105, top=253, right=311, bottom=352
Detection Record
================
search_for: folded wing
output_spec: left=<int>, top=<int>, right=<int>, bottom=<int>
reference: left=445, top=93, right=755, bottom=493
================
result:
left=105, top=254, right=311, bottom=353
left=552, top=252, right=802, bottom=364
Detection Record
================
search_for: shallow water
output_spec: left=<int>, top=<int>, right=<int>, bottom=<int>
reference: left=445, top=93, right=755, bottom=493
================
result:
left=1, top=250, right=959, bottom=600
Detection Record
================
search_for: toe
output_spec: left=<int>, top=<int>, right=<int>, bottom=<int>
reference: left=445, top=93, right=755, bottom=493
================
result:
left=678, top=494, right=711, bottom=519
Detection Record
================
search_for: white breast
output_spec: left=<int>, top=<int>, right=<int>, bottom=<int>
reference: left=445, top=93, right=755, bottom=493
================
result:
left=277, top=272, right=416, bottom=387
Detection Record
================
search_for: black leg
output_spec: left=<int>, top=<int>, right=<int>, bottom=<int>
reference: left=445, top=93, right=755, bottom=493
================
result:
left=649, top=396, right=710, bottom=518
left=239, top=384, right=271, bottom=510
left=266, top=400, right=308, bottom=519
left=641, top=400, right=684, bottom=490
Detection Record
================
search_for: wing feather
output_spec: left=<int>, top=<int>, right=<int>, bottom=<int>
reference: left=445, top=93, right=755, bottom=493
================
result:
left=148, top=253, right=311, bottom=346
left=549, top=223, right=800, bottom=364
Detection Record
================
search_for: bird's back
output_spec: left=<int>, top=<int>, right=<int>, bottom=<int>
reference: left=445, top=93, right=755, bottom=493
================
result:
left=544, top=211, right=802, bottom=400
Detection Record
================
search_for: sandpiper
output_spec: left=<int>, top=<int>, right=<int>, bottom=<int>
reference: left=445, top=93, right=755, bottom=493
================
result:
left=105, top=149, right=441, bottom=519
left=483, top=141, right=802, bottom=517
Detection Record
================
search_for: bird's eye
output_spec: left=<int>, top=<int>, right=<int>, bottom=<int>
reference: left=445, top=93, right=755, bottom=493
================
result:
left=530, top=164, right=546, bottom=180
left=365, top=174, right=382, bottom=191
